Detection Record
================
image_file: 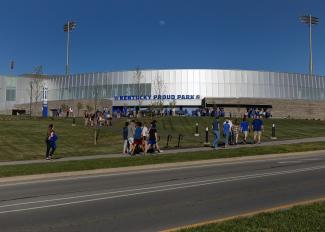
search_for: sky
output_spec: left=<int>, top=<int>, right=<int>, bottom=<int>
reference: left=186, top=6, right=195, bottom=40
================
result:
left=0, top=0, right=325, bottom=76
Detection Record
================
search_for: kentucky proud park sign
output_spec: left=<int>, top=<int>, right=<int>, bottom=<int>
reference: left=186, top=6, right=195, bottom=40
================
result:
left=114, top=94, right=200, bottom=101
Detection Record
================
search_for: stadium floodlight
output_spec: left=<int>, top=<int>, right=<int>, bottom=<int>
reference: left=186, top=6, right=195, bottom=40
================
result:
left=64, top=21, right=77, bottom=76
left=299, top=15, right=319, bottom=76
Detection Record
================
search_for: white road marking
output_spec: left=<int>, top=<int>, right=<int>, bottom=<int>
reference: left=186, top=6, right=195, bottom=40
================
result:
left=1, top=154, right=324, bottom=188
left=302, top=158, right=323, bottom=161
left=278, top=161, right=303, bottom=164
left=278, top=157, right=324, bottom=164
left=0, top=165, right=324, bottom=214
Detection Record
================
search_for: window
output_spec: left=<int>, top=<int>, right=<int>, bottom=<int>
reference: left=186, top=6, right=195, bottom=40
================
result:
left=6, top=88, right=16, bottom=101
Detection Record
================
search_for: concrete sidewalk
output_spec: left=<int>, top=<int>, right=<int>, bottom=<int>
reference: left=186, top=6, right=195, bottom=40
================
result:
left=1, top=136, right=325, bottom=166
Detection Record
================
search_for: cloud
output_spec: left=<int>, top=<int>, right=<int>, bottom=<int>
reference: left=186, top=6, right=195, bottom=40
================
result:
left=159, top=20, right=166, bottom=26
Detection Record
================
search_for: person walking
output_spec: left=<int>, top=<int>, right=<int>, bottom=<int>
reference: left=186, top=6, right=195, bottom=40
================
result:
left=152, top=121, right=162, bottom=153
left=212, top=116, right=220, bottom=149
left=224, top=119, right=233, bottom=145
left=223, top=120, right=230, bottom=148
left=127, top=120, right=136, bottom=153
left=84, top=111, right=89, bottom=126
left=232, top=119, right=240, bottom=145
left=240, top=117, right=249, bottom=144
left=45, top=124, right=53, bottom=160
left=148, top=123, right=162, bottom=153
left=130, top=121, right=143, bottom=155
left=252, top=115, right=264, bottom=144
left=122, top=122, right=129, bottom=154
left=141, top=123, right=149, bottom=155
left=48, top=128, right=58, bottom=159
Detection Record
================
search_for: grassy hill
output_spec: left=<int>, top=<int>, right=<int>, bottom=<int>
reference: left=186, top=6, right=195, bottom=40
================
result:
left=0, top=115, right=325, bottom=161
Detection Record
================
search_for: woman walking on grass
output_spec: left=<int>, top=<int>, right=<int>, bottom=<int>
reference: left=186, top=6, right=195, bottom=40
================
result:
left=48, top=127, right=58, bottom=159
left=45, top=124, right=57, bottom=160
left=232, top=119, right=240, bottom=145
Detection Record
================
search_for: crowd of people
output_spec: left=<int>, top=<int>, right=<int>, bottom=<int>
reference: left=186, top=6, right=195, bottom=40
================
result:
left=212, top=115, right=264, bottom=149
left=51, top=104, right=272, bottom=121
left=84, top=109, right=113, bottom=127
left=116, top=107, right=271, bottom=119
left=122, top=120, right=162, bottom=155
left=245, top=108, right=272, bottom=119
left=45, top=109, right=267, bottom=159
left=52, top=106, right=74, bottom=118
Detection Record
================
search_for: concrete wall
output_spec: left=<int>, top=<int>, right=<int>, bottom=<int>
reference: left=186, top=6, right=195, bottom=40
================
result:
left=15, top=99, right=113, bottom=117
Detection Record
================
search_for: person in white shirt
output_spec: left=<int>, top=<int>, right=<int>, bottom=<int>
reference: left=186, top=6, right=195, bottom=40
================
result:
left=141, top=123, right=149, bottom=154
left=224, top=119, right=233, bottom=144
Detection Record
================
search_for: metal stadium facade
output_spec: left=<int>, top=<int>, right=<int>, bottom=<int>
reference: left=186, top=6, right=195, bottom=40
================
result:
left=1, top=69, right=325, bottom=118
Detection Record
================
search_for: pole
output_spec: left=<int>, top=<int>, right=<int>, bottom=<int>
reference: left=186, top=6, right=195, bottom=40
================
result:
left=29, top=81, right=32, bottom=117
left=166, top=135, right=172, bottom=148
left=177, top=134, right=183, bottom=148
left=42, top=86, right=48, bottom=118
left=66, top=21, right=70, bottom=77
left=309, top=15, right=313, bottom=76
left=204, top=127, right=210, bottom=146
left=195, top=122, right=199, bottom=136
left=271, top=123, right=277, bottom=140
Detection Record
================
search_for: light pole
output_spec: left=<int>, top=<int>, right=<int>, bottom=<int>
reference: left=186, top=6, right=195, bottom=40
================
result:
left=299, top=15, right=319, bottom=76
left=64, top=21, right=76, bottom=76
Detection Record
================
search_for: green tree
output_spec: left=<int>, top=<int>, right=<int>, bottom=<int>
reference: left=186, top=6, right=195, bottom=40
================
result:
left=77, top=102, right=83, bottom=116
left=86, top=104, right=93, bottom=113
left=151, top=72, right=166, bottom=115
left=133, top=66, right=144, bottom=117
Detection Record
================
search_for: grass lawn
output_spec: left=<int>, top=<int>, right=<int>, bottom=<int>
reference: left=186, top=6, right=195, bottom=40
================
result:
left=0, top=141, right=325, bottom=177
left=0, top=115, right=325, bottom=161
left=178, top=201, right=325, bottom=232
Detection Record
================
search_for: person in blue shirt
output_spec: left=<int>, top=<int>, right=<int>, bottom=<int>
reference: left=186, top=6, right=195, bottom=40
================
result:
left=223, top=120, right=230, bottom=148
left=240, top=117, right=249, bottom=144
left=45, top=124, right=53, bottom=160
left=252, top=115, right=264, bottom=144
left=130, top=121, right=143, bottom=155
left=48, top=126, right=58, bottom=160
left=212, top=116, right=220, bottom=149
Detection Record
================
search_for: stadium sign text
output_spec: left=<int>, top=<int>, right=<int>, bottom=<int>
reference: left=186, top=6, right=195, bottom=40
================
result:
left=114, top=95, right=200, bottom=101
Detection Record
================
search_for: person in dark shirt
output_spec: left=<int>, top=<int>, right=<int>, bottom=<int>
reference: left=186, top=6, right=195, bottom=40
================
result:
left=122, top=122, right=129, bottom=154
left=148, top=123, right=162, bottom=153
left=49, top=129, right=58, bottom=159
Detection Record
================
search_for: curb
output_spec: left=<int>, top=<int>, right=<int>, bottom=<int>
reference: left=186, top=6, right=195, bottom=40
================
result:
left=161, top=197, right=325, bottom=232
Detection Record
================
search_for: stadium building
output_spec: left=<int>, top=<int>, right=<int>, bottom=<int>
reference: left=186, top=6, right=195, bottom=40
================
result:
left=1, top=69, right=325, bottom=119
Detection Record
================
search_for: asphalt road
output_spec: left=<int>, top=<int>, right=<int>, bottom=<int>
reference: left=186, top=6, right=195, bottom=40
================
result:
left=0, top=152, right=324, bottom=232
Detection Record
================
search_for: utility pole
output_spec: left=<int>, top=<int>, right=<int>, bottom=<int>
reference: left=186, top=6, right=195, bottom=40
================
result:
left=9, top=60, right=14, bottom=76
left=64, top=21, right=76, bottom=76
left=29, top=81, right=33, bottom=117
left=299, top=15, right=319, bottom=76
